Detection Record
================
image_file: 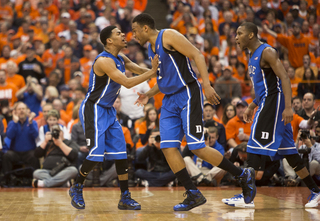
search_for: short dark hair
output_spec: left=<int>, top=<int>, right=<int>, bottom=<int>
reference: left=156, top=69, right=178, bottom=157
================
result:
left=100, top=25, right=117, bottom=46
left=292, top=96, right=302, bottom=103
left=240, top=22, right=258, bottom=38
left=132, top=13, right=156, bottom=29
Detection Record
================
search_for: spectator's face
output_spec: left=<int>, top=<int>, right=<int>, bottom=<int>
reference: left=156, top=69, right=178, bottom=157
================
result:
left=6, top=62, right=16, bottom=74
left=303, top=55, right=310, bottom=66
left=292, top=98, right=302, bottom=112
left=64, top=47, right=73, bottom=57
left=0, top=71, right=6, bottom=84
left=226, top=105, right=236, bottom=119
left=113, top=98, right=121, bottom=112
left=208, top=132, right=217, bottom=147
left=16, top=103, right=28, bottom=120
left=203, top=106, right=215, bottom=121
left=42, top=105, right=53, bottom=118
left=287, top=67, right=295, bottom=78
left=236, top=105, right=247, bottom=119
left=74, top=90, right=85, bottom=100
left=315, top=127, right=320, bottom=137
left=223, top=70, right=232, bottom=80
left=2, top=46, right=10, bottom=58
left=302, top=93, right=314, bottom=110
left=304, top=68, right=312, bottom=79
left=148, top=109, right=157, bottom=122
left=231, top=97, right=241, bottom=106
left=47, top=116, right=58, bottom=127
left=52, top=100, right=63, bottom=111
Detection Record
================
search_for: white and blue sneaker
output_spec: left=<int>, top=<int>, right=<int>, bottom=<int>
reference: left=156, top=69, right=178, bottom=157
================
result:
left=222, top=194, right=255, bottom=208
left=305, top=191, right=320, bottom=207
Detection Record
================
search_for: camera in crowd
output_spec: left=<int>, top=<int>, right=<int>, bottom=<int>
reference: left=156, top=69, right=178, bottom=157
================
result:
left=154, top=135, right=161, bottom=143
left=298, top=147, right=311, bottom=155
left=299, top=130, right=310, bottom=140
left=51, top=126, right=61, bottom=139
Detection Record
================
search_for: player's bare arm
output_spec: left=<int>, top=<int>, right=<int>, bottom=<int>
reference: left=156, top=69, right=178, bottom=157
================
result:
left=261, top=47, right=293, bottom=125
left=94, top=55, right=158, bottom=89
left=162, top=29, right=221, bottom=105
left=120, top=53, right=156, bottom=76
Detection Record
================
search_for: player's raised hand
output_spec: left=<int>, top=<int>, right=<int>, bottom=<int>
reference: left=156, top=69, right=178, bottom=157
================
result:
left=204, top=86, right=220, bottom=105
left=282, top=107, right=293, bottom=125
left=134, top=92, right=149, bottom=107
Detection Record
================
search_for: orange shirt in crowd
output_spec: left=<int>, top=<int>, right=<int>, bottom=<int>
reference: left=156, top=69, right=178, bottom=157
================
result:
left=290, top=76, right=302, bottom=97
left=0, top=57, right=14, bottom=70
left=6, top=74, right=26, bottom=90
left=2, top=117, right=7, bottom=132
left=42, top=49, right=65, bottom=76
left=136, top=120, right=148, bottom=149
left=291, top=114, right=304, bottom=142
left=276, top=34, right=310, bottom=68
left=123, top=126, right=134, bottom=148
left=118, top=0, right=148, bottom=12
left=56, top=58, right=80, bottom=84
left=0, top=5, right=13, bottom=20
left=0, top=83, right=18, bottom=107
left=225, top=115, right=252, bottom=145
left=60, top=109, right=71, bottom=124
left=148, top=78, right=164, bottom=110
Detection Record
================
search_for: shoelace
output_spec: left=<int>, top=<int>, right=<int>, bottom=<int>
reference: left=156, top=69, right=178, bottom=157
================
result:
left=230, top=194, right=243, bottom=200
left=122, top=192, right=138, bottom=205
left=181, top=190, right=195, bottom=205
left=307, top=192, right=317, bottom=201
left=74, top=187, right=84, bottom=204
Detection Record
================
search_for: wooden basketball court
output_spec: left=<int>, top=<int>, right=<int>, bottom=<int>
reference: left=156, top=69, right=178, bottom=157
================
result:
left=0, top=186, right=318, bottom=220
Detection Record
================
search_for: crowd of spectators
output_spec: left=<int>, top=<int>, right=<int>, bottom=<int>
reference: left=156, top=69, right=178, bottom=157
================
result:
left=0, top=0, right=320, bottom=188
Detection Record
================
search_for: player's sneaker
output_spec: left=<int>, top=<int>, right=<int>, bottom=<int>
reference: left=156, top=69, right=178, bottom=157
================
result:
left=222, top=194, right=255, bottom=208
left=238, top=167, right=256, bottom=204
left=118, top=190, right=141, bottom=210
left=173, top=189, right=207, bottom=211
left=69, top=183, right=85, bottom=209
left=305, top=191, right=320, bottom=207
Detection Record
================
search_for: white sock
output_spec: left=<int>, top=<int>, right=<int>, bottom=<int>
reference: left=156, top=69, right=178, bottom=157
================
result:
left=37, top=180, right=44, bottom=187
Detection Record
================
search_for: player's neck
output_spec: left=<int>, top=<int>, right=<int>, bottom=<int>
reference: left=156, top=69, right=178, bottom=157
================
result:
left=104, top=46, right=120, bottom=57
left=248, top=40, right=263, bottom=55
left=149, top=29, right=160, bottom=47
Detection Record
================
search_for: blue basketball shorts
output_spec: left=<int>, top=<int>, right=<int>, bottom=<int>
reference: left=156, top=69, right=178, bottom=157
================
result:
left=247, top=93, right=298, bottom=159
left=79, top=100, right=127, bottom=162
left=159, top=82, right=206, bottom=150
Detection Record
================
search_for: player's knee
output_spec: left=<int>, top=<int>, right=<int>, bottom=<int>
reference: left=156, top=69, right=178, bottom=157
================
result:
left=285, top=154, right=305, bottom=172
left=115, top=159, right=128, bottom=175
left=255, top=171, right=264, bottom=180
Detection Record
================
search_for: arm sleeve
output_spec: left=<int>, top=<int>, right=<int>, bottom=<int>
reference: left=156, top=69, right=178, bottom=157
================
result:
left=28, top=120, right=39, bottom=139
left=34, top=145, right=46, bottom=158
left=140, top=129, right=152, bottom=145
left=252, top=99, right=258, bottom=106
left=6, top=121, right=18, bottom=139
left=276, top=34, right=289, bottom=48
left=66, top=140, right=79, bottom=162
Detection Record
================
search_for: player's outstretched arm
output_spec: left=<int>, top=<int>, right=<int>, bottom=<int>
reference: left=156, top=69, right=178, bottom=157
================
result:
left=94, top=55, right=159, bottom=89
left=262, top=47, right=293, bottom=125
left=162, top=29, right=220, bottom=105
left=120, top=53, right=155, bottom=76
left=134, top=84, right=160, bottom=107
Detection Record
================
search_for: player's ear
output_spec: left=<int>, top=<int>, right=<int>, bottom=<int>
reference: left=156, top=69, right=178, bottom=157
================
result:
left=107, top=38, right=112, bottom=44
left=248, top=32, right=254, bottom=40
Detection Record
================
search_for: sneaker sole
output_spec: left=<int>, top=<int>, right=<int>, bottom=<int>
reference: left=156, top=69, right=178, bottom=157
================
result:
left=225, top=201, right=255, bottom=208
left=305, top=203, right=319, bottom=208
left=173, top=197, right=207, bottom=211
left=71, top=200, right=85, bottom=210
left=118, top=205, right=141, bottom=210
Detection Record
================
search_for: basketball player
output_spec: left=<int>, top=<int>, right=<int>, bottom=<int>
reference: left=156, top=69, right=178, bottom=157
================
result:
left=132, top=13, right=256, bottom=211
left=222, top=22, right=320, bottom=208
left=69, top=26, right=159, bottom=210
